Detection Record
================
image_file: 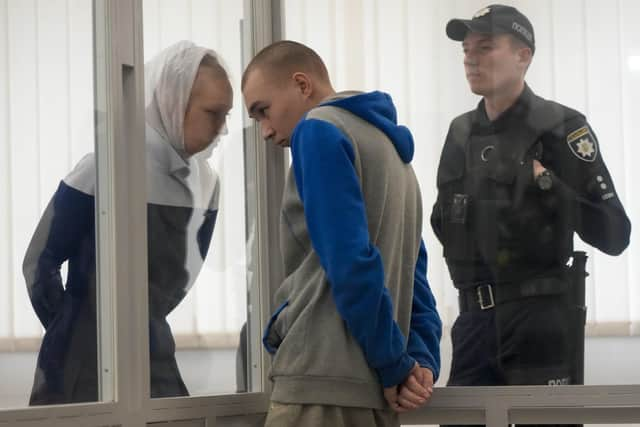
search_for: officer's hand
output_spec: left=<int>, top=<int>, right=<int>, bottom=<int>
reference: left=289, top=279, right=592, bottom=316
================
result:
left=533, top=159, right=546, bottom=179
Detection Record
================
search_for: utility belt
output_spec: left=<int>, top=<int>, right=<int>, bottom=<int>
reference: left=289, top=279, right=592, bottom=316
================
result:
left=458, top=275, right=569, bottom=312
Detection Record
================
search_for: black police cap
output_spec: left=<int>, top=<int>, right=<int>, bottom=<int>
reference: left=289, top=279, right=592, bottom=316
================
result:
left=446, top=4, right=535, bottom=53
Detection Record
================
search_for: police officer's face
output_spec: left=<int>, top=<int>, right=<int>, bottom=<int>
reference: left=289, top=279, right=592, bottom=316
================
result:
left=243, top=68, right=311, bottom=147
left=462, top=33, right=529, bottom=97
left=183, top=66, right=233, bottom=155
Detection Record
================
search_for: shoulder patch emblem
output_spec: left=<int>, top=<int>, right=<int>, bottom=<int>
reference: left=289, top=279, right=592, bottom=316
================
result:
left=567, top=126, right=598, bottom=162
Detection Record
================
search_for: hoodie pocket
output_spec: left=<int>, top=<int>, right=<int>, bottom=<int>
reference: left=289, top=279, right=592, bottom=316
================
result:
left=262, top=301, right=289, bottom=354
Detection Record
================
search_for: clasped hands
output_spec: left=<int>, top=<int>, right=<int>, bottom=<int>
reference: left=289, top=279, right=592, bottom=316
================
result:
left=383, top=362, right=434, bottom=413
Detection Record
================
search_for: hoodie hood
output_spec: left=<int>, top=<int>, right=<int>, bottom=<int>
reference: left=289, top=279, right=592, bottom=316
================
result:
left=144, top=40, right=230, bottom=160
left=320, top=91, right=414, bottom=163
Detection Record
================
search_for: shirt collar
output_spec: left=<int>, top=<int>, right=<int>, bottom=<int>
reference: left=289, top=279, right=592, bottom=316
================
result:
left=475, top=83, right=534, bottom=132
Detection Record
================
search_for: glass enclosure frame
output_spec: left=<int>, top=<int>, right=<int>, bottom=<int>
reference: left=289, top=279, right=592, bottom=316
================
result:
left=0, top=0, right=278, bottom=425
left=0, top=0, right=638, bottom=426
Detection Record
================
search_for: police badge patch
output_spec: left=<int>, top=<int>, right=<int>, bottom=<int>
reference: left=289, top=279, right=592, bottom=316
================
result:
left=567, top=126, right=598, bottom=162
left=473, top=6, right=491, bottom=18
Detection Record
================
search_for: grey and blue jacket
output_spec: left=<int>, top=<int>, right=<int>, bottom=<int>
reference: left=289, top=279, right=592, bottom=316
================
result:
left=23, top=125, right=219, bottom=404
left=264, top=91, right=442, bottom=409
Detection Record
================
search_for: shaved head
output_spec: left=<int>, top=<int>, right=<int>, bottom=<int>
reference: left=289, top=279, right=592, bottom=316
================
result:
left=241, top=40, right=330, bottom=89
left=242, top=40, right=335, bottom=148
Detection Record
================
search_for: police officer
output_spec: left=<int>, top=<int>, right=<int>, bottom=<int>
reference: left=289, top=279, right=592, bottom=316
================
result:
left=431, top=4, right=631, bottom=392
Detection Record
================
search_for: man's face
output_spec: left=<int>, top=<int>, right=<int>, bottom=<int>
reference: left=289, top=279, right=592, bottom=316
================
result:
left=462, top=32, right=526, bottom=97
left=183, top=67, right=233, bottom=155
left=243, top=68, right=309, bottom=147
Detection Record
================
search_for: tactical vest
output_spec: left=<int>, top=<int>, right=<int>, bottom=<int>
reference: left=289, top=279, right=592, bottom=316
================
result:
left=435, top=94, right=582, bottom=284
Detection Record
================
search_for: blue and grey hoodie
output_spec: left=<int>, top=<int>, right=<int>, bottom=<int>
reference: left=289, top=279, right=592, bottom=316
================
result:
left=264, top=91, right=442, bottom=409
left=22, top=125, right=219, bottom=404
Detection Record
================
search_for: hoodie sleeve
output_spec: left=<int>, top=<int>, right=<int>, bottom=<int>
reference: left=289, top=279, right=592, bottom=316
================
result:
left=406, top=239, right=442, bottom=381
left=23, top=181, right=94, bottom=328
left=290, top=118, right=416, bottom=388
left=197, top=176, right=220, bottom=259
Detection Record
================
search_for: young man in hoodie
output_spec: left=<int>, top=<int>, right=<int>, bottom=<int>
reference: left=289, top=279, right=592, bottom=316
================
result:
left=242, top=40, right=442, bottom=427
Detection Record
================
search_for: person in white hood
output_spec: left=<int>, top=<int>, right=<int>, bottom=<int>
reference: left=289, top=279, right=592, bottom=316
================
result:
left=23, top=40, right=233, bottom=404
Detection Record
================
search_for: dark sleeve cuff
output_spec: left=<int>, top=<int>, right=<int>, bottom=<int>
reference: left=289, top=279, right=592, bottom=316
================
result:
left=376, top=352, right=416, bottom=388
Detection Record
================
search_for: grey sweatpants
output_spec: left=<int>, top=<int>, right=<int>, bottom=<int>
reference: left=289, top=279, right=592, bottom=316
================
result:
left=264, top=402, right=399, bottom=427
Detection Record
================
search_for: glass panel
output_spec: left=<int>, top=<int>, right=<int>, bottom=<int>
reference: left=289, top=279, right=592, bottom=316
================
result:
left=141, top=0, right=255, bottom=397
left=0, top=0, right=108, bottom=408
left=283, top=0, right=640, bottom=392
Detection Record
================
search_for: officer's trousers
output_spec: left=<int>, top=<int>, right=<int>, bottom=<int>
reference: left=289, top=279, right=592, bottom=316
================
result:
left=444, top=294, right=579, bottom=427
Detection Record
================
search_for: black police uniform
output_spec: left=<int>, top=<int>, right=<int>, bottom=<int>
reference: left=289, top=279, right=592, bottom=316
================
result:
left=431, top=84, right=631, bottom=386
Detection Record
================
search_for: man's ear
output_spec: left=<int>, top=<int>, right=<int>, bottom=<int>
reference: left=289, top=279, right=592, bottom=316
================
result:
left=292, top=72, right=313, bottom=98
left=518, top=47, right=533, bottom=67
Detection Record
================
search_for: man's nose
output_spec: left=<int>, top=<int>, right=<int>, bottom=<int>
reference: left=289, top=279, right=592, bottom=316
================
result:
left=261, top=122, right=275, bottom=141
left=464, top=51, right=477, bottom=66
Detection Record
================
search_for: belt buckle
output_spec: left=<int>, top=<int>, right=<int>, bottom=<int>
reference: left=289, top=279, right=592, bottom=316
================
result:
left=476, top=283, right=495, bottom=310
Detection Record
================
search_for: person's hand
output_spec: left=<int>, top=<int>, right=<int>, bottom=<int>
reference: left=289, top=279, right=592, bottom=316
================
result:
left=397, top=364, right=434, bottom=410
left=383, top=383, right=404, bottom=413
left=533, top=159, right=546, bottom=179
left=384, top=363, right=434, bottom=413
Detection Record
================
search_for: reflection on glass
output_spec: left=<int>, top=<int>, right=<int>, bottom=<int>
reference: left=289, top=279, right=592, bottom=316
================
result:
left=142, top=0, right=250, bottom=397
left=143, top=41, right=232, bottom=398
left=0, top=1, right=98, bottom=407
left=23, top=160, right=99, bottom=405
